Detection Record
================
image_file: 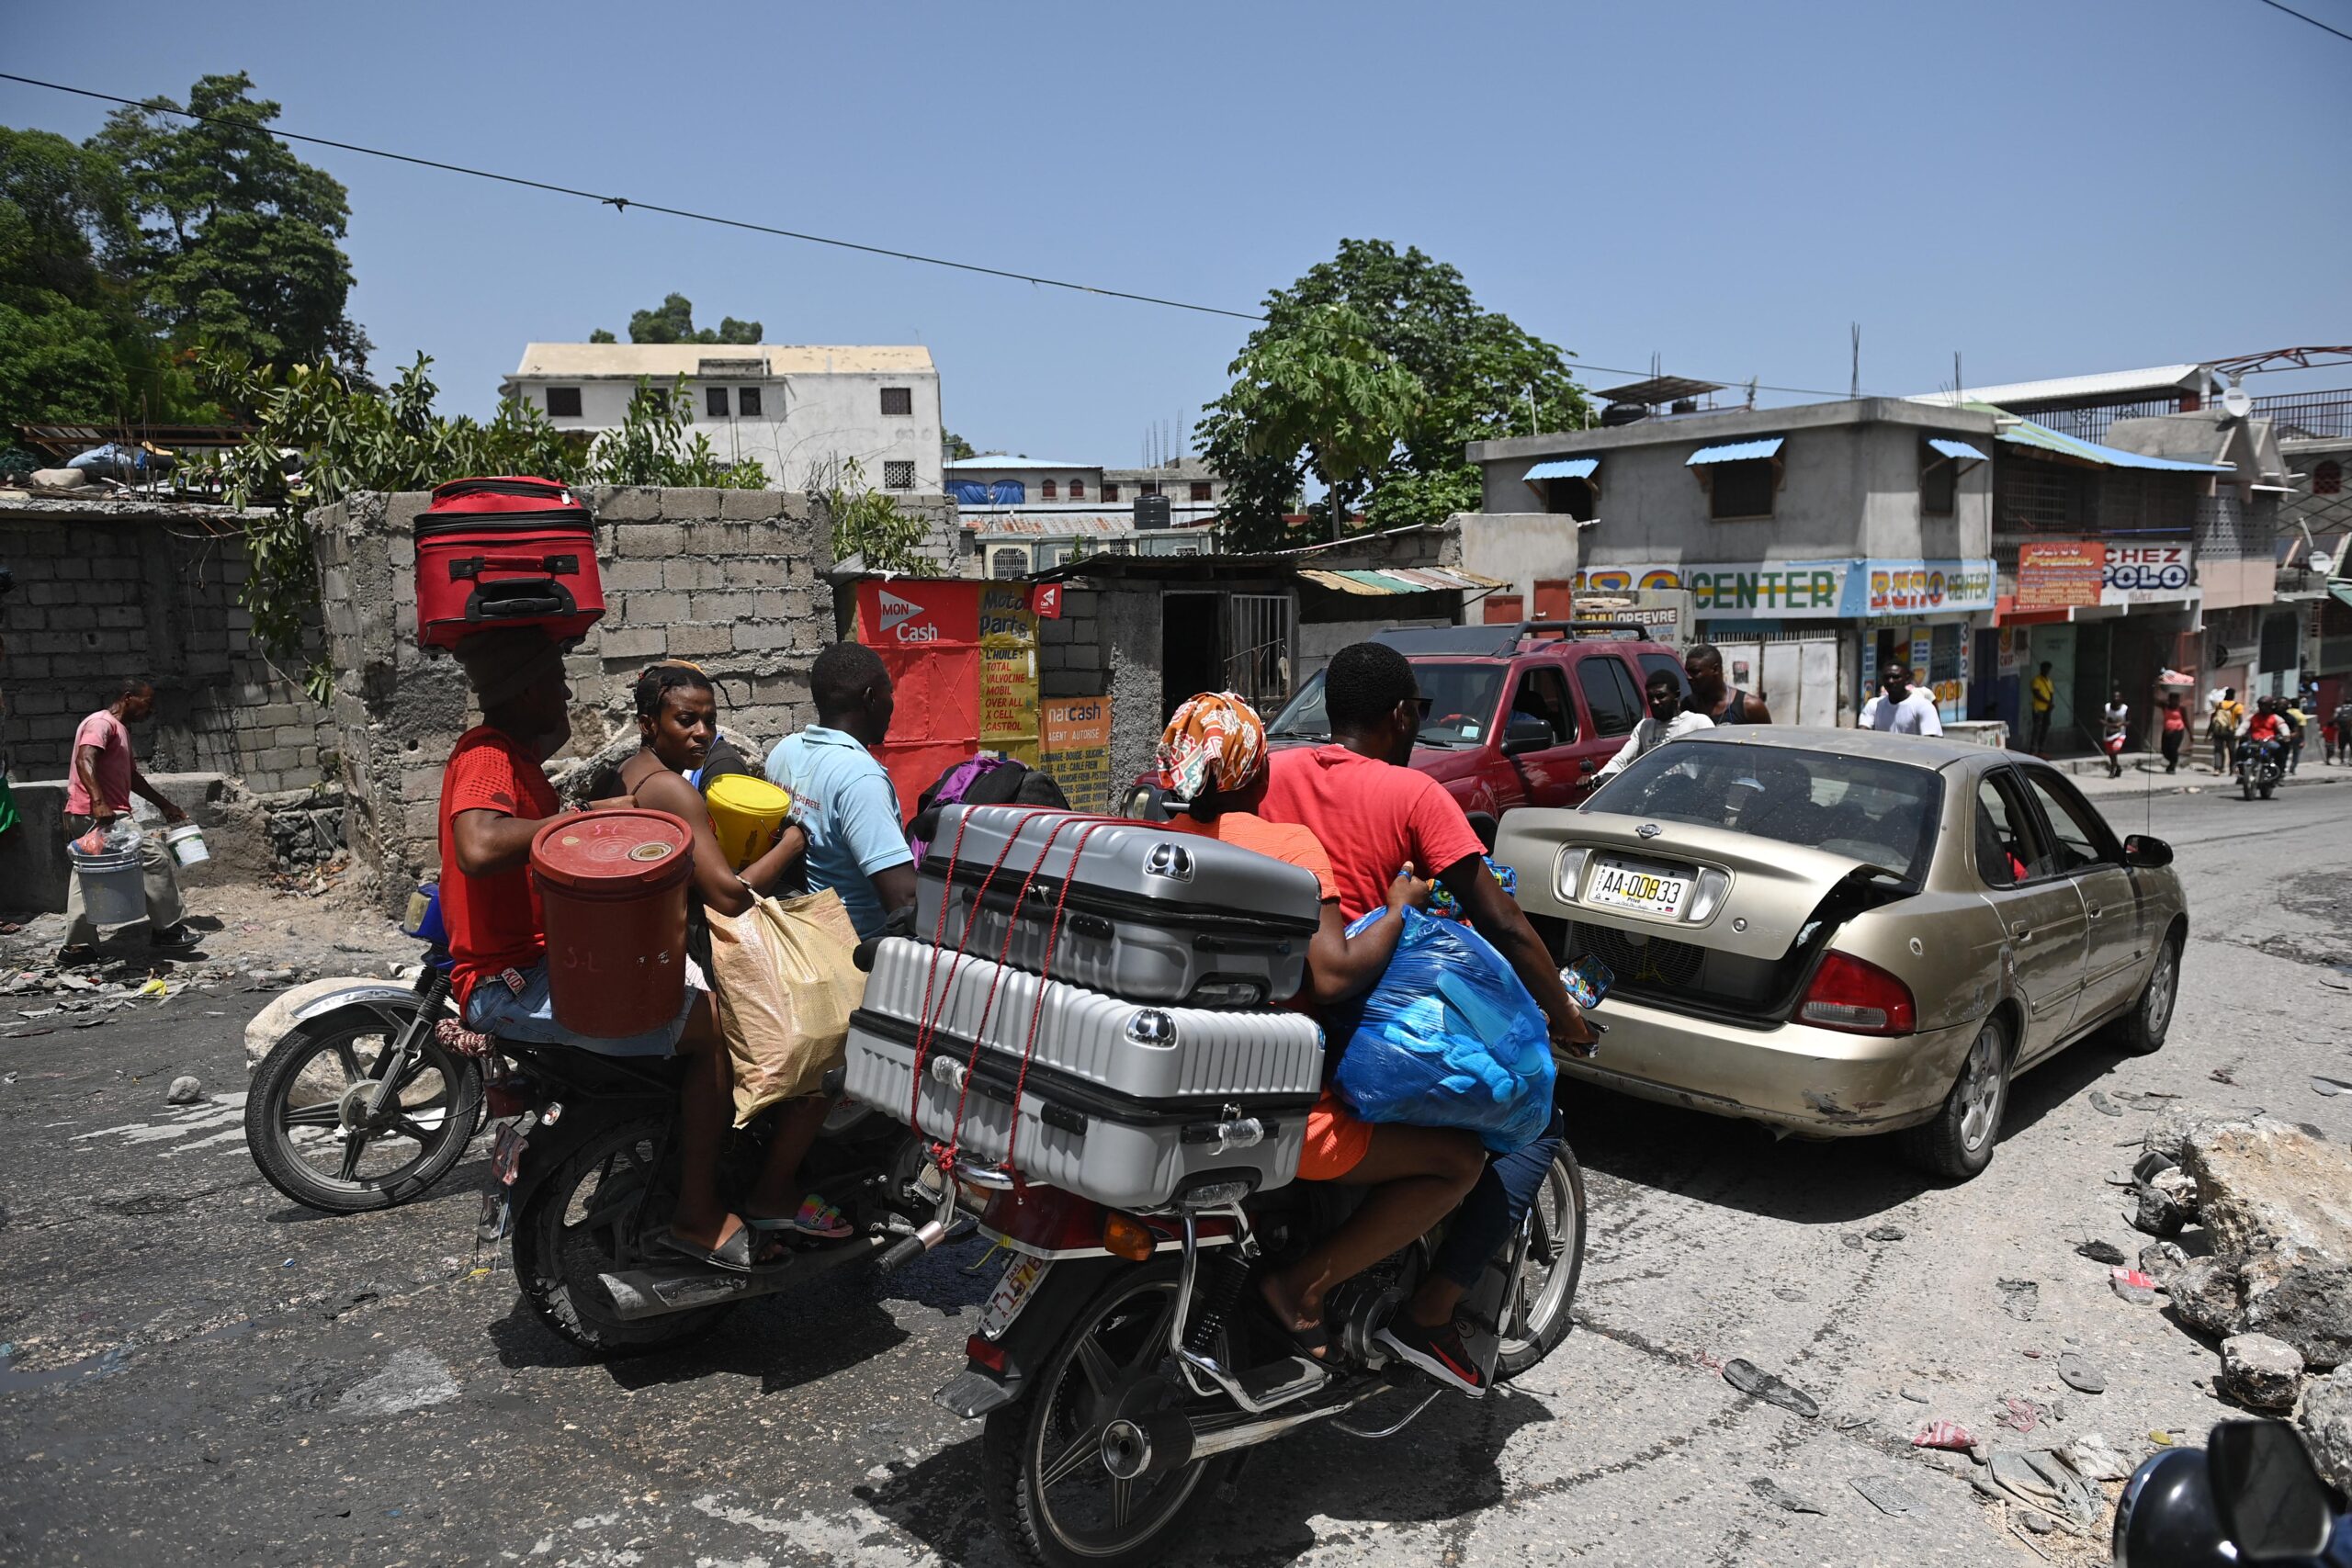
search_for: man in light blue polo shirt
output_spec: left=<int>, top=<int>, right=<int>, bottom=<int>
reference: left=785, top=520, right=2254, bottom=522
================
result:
left=765, top=642, right=917, bottom=940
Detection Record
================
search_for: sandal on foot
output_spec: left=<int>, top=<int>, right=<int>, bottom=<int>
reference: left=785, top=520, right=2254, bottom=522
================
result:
left=649, top=1220, right=790, bottom=1275
left=746, top=1194, right=854, bottom=1240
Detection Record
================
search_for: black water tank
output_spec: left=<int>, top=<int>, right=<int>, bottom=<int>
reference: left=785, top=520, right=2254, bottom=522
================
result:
left=1600, top=402, right=1650, bottom=427
left=1134, top=493, right=1172, bottom=530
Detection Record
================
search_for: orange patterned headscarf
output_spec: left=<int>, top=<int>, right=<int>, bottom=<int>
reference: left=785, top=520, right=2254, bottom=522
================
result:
left=1157, top=692, right=1267, bottom=802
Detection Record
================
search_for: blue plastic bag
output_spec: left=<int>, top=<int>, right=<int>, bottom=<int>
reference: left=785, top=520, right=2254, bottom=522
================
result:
left=1329, top=907, right=1556, bottom=1152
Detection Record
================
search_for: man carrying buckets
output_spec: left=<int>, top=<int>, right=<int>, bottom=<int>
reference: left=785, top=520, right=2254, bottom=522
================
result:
left=437, top=626, right=780, bottom=1273
left=56, top=678, right=200, bottom=965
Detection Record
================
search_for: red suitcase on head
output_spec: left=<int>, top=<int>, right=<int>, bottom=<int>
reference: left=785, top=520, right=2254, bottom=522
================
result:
left=413, top=476, right=605, bottom=649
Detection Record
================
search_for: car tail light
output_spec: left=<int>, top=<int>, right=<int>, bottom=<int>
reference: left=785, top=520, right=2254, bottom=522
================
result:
left=1799, top=952, right=1916, bottom=1035
left=1554, top=847, right=1591, bottom=902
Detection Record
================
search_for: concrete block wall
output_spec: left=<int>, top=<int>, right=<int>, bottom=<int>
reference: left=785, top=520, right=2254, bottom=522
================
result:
left=311, top=486, right=838, bottom=908
left=1036, top=581, right=1163, bottom=803
left=0, top=499, right=333, bottom=795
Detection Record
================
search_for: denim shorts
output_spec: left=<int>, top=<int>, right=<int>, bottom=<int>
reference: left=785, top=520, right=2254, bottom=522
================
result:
left=463, top=959, right=701, bottom=1057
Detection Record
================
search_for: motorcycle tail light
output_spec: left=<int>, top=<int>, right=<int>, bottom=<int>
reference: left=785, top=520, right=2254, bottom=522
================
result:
left=1102, top=1213, right=1156, bottom=1262
left=1799, top=952, right=1917, bottom=1036
left=965, top=1335, right=1008, bottom=1372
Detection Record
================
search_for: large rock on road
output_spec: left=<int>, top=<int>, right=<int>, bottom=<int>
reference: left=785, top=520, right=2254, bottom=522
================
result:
left=2180, top=1118, right=2352, bottom=1259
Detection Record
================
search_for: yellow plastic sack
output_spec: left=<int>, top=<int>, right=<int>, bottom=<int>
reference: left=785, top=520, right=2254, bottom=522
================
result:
left=705, top=888, right=867, bottom=1126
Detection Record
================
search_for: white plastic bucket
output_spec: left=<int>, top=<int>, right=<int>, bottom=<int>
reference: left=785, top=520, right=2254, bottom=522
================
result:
left=70, top=846, right=145, bottom=926
left=163, top=820, right=209, bottom=866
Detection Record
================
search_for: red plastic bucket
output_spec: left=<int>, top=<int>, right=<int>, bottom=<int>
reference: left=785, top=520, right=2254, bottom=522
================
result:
left=528, top=809, right=694, bottom=1040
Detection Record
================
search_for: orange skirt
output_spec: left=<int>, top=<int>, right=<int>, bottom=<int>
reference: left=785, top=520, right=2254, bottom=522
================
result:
left=1297, top=1087, right=1372, bottom=1180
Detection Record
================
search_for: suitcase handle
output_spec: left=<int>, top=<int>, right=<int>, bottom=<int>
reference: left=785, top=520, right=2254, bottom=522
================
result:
left=1192, top=933, right=1288, bottom=954
left=464, top=576, right=580, bottom=624
left=447, top=553, right=580, bottom=581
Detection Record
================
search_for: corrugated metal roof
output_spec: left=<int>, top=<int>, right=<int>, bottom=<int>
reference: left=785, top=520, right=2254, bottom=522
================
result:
left=1297, top=566, right=1503, bottom=596
left=1686, top=437, right=1784, bottom=466
left=1926, top=438, right=1987, bottom=462
left=1905, top=365, right=2207, bottom=407
left=510, top=343, right=934, bottom=378
left=1996, top=417, right=2233, bottom=473
left=944, top=456, right=1101, bottom=472
left=1523, top=457, right=1600, bottom=480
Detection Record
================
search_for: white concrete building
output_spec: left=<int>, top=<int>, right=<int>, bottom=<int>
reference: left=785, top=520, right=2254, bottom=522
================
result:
left=502, top=343, right=944, bottom=492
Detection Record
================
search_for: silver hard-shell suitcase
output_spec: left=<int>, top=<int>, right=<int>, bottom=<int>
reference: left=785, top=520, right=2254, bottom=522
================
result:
left=843, top=937, right=1323, bottom=1208
left=915, top=805, right=1322, bottom=1008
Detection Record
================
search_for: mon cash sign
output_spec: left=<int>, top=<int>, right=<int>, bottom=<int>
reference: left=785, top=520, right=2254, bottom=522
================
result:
left=1571, top=558, right=1992, bottom=620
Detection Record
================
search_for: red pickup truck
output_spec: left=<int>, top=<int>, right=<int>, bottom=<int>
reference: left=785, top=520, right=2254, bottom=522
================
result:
left=1128, top=622, right=1688, bottom=846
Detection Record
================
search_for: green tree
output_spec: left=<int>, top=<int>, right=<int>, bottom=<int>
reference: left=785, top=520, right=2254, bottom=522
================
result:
left=943, top=430, right=978, bottom=462
left=89, top=73, right=368, bottom=383
left=610, top=292, right=763, bottom=345
left=814, top=456, right=937, bottom=577
left=1198, top=240, right=1589, bottom=547
left=1205, top=303, right=1423, bottom=546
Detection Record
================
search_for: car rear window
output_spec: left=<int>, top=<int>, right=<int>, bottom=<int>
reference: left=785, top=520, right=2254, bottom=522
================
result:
left=1577, top=658, right=1642, bottom=738
left=1584, top=741, right=1941, bottom=882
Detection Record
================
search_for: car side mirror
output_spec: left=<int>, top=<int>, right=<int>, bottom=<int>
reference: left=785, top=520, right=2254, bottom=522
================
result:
left=1502, top=714, right=1555, bottom=756
left=2208, top=1421, right=2337, bottom=1562
left=2123, top=834, right=2173, bottom=869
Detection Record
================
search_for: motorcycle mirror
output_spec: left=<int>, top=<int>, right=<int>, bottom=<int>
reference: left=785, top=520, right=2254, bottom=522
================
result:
left=2209, top=1421, right=2337, bottom=1562
left=2114, top=1448, right=2228, bottom=1568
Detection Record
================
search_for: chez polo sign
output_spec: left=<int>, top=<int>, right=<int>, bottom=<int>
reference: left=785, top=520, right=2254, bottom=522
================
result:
left=1568, top=558, right=1996, bottom=620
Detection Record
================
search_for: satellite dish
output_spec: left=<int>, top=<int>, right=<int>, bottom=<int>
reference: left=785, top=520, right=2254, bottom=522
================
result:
left=2314, top=551, right=2335, bottom=578
left=2222, top=386, right=2253, bottom=419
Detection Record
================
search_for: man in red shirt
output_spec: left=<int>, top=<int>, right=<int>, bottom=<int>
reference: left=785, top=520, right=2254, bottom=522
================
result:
left=438, top=627, right=765, bottom=1272
left=1258, top=641, right=1591, bottom=1395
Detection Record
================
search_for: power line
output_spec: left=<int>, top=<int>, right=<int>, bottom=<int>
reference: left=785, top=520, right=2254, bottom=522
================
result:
left=0, top=69, right=1875, bottom=402
left=0, top=71, right=1263, bottom=322
left=2247, top=0, right=2352, bottom=43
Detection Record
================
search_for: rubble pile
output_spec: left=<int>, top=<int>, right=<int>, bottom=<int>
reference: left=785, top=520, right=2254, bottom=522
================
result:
left=2112, top=1111, right=2352, bottom=1482
left=258, top=785, right=349, bottom=873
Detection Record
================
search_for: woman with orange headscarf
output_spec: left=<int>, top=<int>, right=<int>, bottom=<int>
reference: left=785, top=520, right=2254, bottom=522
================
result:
left=1155, top=693, right=1487, bottom=1381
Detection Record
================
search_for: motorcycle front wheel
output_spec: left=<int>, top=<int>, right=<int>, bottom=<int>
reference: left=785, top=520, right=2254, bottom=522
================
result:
left=982, top=1259, right=1234, bottom=1568
left=510, top=1117, right=734, bottom=1356
left=1495, top=1143, right=1588, bottom=1380
left=244, top=1004, right=482, bottom=1213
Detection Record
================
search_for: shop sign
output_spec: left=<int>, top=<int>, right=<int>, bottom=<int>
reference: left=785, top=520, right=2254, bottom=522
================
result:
left=2103, top=544, right=2192, bottom=605
left=1571, top=562, right=1849, bottom=619
left=1864, top=559, right=1996, bottom=616
left=2016, top=541, right=2105, bottom=611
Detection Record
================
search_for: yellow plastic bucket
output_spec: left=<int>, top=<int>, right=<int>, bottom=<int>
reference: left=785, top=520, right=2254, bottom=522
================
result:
left=704, top=773, right=793, bottom=871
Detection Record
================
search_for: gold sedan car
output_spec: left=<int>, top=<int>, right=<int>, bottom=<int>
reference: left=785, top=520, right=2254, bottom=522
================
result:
left=1498, top=728, right=2187, bottom=1179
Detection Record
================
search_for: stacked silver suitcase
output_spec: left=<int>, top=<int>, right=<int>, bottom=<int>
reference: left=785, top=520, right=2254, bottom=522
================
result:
left=844, top=805, right=1329, bottom=1209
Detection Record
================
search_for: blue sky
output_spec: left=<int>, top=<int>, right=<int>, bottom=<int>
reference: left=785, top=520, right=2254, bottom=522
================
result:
left=8, top=0, right=2348, bottom=463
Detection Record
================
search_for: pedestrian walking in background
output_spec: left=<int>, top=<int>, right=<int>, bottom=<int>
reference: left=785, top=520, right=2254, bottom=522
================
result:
left=1681, top=643, right=1771, bottom=725
left=2331, top=699, right=2352, bottom=766
left=2159, top=692, right=2187, bottom=774
left=56, top=679, right=198, bottom=965
left=2099, top=688, right=2129, bottom=779
left=1866, top=667, right=1943, bottom=736
left=2211, top=688, right=2244, bottom=773
left=2028, top=661, right=2055, bottom=756
left=2285, top=694, right=2310, bottom=774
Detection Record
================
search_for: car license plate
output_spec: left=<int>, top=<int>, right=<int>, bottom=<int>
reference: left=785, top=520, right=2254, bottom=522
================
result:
left=978, top=1255, right=1049, bottom=1340
left=1588, top=859, right=1690, bottom=917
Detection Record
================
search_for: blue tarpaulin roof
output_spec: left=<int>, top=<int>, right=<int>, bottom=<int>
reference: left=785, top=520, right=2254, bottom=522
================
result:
left=1687, top=437, right=1783, bottom=466
left=1523, top=457, right=1599, bottom=481
left=1926, top=438, right=1987, bottom=463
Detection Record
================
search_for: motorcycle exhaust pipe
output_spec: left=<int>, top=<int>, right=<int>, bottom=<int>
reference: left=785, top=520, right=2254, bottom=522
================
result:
left=1100, top=1382, right=1396, bottom=1483
left=598, top=1235, right=881, bottom=1320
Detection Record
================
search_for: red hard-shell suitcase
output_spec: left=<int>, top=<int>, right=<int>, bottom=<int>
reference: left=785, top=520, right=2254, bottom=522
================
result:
left=413, top=476, right=605, bottom=649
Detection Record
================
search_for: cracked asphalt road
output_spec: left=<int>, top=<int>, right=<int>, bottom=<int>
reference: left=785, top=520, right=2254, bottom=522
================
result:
left=4, top=780, right=2349, bottom=1567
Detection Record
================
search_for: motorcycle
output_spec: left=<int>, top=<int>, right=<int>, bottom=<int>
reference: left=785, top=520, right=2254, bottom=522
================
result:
left=244, top=886, right=495, bottom=1213
left=876, top=991, right=1598, bottom=1567
left=2113, top=1418, right=2348, bottom=1565
left=2238, top=737, right=2287, bottom=801
left=489, top=1014, right=937, bottom=1358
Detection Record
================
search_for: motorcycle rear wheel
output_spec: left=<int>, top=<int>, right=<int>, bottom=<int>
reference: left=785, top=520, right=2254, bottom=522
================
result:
left=1495, top=1143, right=1588, bottom=1380
left=982, top=1259, right=1234, bottom=1568
left=511, top=1117, right=733, bottom=1356
left=244, top=1005, right=481, bottom=1214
